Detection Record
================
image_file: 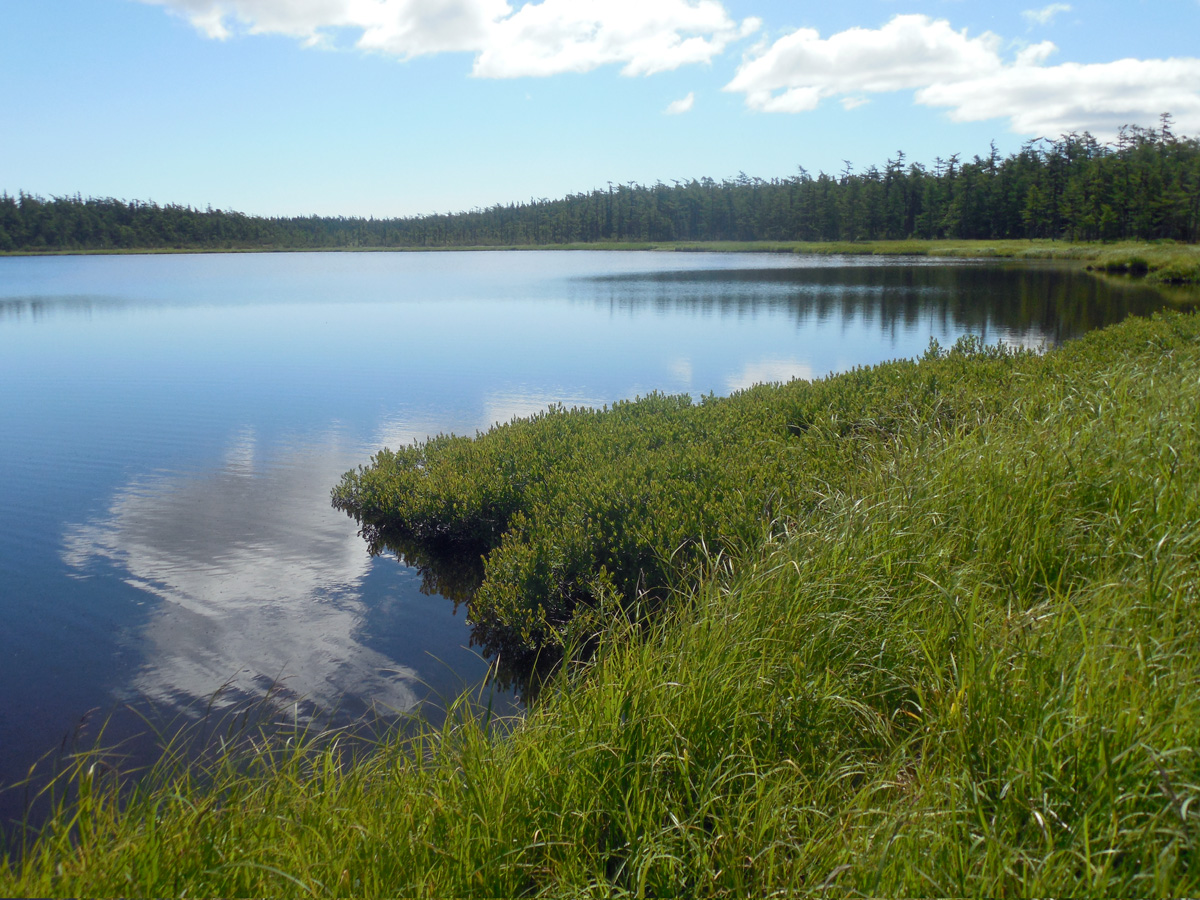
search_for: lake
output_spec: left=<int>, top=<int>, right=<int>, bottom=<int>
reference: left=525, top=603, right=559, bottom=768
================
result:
left=0, top=250, right=1175, bottom=821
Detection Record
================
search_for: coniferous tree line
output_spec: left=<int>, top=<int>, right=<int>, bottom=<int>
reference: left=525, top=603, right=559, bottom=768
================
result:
left=2, top=118, right=1197, bottom=252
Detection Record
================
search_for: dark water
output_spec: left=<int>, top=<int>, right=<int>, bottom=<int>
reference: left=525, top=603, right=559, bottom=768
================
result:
left=0, top=250, right=1176, bottom=822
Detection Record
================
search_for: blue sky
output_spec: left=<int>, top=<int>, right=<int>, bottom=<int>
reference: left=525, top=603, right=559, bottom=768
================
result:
left=2, top=0, right=1197, bottom=218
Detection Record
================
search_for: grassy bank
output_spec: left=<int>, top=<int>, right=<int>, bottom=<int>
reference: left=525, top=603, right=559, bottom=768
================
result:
left=4, top=312, right=1200, bottom=896
left=4, top=239, right=1200, bottom=284
left=668, top=239, right=1200, bottom=285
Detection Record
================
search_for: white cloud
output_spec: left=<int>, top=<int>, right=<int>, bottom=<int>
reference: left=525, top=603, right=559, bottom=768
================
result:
left=725, top=16, right=1004, bottom=113
left=145, top=0, right=397, bottom=43
left=1022, top=3, right=1071, bottom=27
left=358, top=0, right=513, bottom=56
left=665, top=91, right=696, bottom=114
left=475, top=0, right=756, bottom=77
left=1015, top=40, right=1057, bottom=67
left=724, top=14, right=1200, bottom=138
left=141, top=0, right=759, bottom=76
left=919, top=57, right=1200, bottom=138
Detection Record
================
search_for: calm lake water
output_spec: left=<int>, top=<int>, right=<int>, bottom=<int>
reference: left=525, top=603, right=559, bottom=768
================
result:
left=0, top=250, right=1176, bottom=819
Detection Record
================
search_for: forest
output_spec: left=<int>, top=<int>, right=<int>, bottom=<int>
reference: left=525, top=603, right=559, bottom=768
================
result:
left=2, top=118, right=1198, bottom=252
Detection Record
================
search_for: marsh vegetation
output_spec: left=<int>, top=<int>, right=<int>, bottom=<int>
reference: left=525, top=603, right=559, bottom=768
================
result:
left=5, top=309, right=1199, bottom=896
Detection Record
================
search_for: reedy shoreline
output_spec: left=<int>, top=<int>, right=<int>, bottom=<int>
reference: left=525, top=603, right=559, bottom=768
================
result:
left=3, top=310, right=1200, bottom=896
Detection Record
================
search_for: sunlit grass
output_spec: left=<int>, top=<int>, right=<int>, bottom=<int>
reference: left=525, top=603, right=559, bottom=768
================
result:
left=4, top=312, right=1200, bottom=896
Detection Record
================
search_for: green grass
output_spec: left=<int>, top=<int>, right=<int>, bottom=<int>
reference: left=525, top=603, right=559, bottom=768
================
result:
left=1090, top=244, right=1200, bottom=283
left=669, top=239, right=1200, bottom=285
left=4, top=312, right=1200, bottom=896
left=333, top=333, right=1048, bottom=665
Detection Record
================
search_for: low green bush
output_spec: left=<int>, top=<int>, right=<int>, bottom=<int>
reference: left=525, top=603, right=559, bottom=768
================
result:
left=335, top=315, right=1197, bottom=666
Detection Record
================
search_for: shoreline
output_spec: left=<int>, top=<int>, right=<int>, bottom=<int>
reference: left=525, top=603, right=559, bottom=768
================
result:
left=5, top=238, right=1198, bottom=284
left=6, top=310, right=1200, bottom=895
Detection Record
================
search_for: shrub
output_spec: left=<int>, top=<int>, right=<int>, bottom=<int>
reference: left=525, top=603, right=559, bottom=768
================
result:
left=334, top=335, right=1050, bottom=665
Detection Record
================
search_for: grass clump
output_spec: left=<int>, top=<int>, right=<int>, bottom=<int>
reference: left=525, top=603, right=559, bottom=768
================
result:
left=1091, top=243, right=1200, bottom=283
left=5, top=311, right=1200, bottom=896
left=333, top=327, right=1068, bottom=665
left=666, top=239, right=1200, bottom=285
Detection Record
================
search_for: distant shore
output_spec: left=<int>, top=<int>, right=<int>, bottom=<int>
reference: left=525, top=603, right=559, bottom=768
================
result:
left=5, top=238, right=1199, bottom=285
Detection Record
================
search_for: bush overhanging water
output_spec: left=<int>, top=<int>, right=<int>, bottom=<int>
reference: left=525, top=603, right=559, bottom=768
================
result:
left=333, top=332, right=1047, bottom=666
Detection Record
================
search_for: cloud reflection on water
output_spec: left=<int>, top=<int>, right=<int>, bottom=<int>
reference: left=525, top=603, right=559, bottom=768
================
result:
left=61, top=427, right=425, bottom=718
left=726, top=359, right=817, bottom=392
left=483, top=390, right=604, bottom=428
left=56, top=390, right=612, bottom=723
